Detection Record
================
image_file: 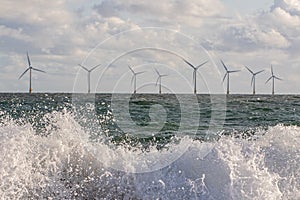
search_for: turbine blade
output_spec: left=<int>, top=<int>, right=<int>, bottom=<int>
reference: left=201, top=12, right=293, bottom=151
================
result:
left=136, top=71, right=145, bottom=75
left=90, top=63, right=101, bottom=72
left=154, top=68, right=160, bottom=76
left=222, top=73, right=227, bottom=83
left=131, top=75, right=135, bottom=85
left=155, top=77, right=160, bottom=86
left=27, top=52, right=31, bottom=67
left=245, top=66, right=253, bottom=74
left=220, top=59, right=228, bottom=71
left=265, top=76, right=272, bottom=84
left=128, top=65, right=135, bottom=74
left=78, top=64, right=89, bottom=72
left=274, top=76, right=282, bottom=80
left=229, top=70, right=240, bottom=73
left=161, top=74, right=168, bottom=77
left=251, top=76, right=254, bottom=86
left=19, top=68, right=30, bottom=79
left=196, top=60, right=209, bottom=69
left=254, top=70, right=264, bottom=75
left=32, top=67, right=46, bottom=73
left=183, top=59, right=196, bottom=69
left=271, top=65, right=274, bottom=76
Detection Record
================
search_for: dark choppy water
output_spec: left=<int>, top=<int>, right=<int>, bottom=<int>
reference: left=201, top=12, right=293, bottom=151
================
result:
left=0, top=93, right=299, bottom=199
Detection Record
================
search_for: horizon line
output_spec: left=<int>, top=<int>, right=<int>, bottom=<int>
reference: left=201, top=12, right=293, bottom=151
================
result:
left=0, top=92, right=299, bottom=95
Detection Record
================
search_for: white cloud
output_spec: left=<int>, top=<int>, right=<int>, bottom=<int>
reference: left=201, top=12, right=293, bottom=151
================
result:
left=0, top=25, right=31, bottom=42
left=94, top=0, right=225, bottom=28
left=0, top=0, right=73, bottom=26
left=272, top=0, right=300, bottom=15
left=0, top=0, right=299, bottom=93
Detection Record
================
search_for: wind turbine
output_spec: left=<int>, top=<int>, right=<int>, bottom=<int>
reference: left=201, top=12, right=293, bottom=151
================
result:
left=19, top=52, right=46, bottom=94
left=265, top=65, right=282, bottom=95
left=78, top=63, right=101, bottom=93
left=128, top=65, right=145, bottom=94
left=154, top=68, right=168, bottom=94
left=221, top=60, right=240, bottom=95
left=245, top=66, right=264, bottom=95
left=183, top=59, right=208, bottom=94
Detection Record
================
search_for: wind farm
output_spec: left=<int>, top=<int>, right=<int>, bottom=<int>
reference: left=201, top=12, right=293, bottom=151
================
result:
left=154, top=68, right=168, bottom=94
left=78, top=63, right=101, bottom=93
left=19, top=52, right=46, bottom=94
left=2, top=1, right=300, bottom=199
left=128, top=65, right=145, bottom=94
left=245, top=66, right=264, bottom=95
left=266, top=65, right=282, bottom=95
left=221, top=60, right=240, bottom=95
left=15, top=52, right=286, bottom=95
left=183, top=59, right=208, bottom=94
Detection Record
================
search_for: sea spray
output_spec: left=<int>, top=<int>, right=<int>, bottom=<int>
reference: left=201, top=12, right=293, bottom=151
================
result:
left=0, top=110, right=299, bottom=199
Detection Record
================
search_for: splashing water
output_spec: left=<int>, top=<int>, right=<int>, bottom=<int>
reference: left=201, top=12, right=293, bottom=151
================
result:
left=0, top=109, right=299, bottom=199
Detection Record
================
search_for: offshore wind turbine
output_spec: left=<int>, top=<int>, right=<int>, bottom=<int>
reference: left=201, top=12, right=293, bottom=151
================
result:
left=245, top=66, right=264, bottom=95
left=183, top=59, right=208, bottom=94
left=154, top=68, right=168, bottom=94
left=221, top=60, right=240, bottom=95
left=78, top=63, right=101, bottom=93
left=265, top=65, right=282, bottom=95
left=128, top=65, right=145, bottom=94
left=19, top=52, right=46, bottom=94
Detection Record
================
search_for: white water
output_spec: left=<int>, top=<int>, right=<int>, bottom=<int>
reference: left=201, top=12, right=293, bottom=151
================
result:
left=0, top=111, right=299, bottom=199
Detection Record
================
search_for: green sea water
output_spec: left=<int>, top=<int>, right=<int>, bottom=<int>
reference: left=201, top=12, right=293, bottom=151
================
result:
left=0, top=93, right=299, bottom=199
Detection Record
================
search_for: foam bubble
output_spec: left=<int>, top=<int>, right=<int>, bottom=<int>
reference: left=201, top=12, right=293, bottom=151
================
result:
left=0, top=111, right=299, bottom=199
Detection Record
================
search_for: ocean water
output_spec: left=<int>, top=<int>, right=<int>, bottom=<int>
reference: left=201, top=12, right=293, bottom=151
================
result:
left=0, top=93, right=299, bottom=199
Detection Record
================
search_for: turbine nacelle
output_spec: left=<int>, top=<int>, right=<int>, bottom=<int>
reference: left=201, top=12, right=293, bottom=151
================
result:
left=265, top=65, right=282, bottom=95
left=221, top=60, right=240, bottom=83
left=183, top=58, right=208, bottom=94
left=245, top=66, right=264, bottom=86
left=128, top=65, right=145, bottom=93
left=78, top=63, right=101, bottom=73
left=220, top=59, right=240, bottom=95
left=154, top=68, right=168, bottom=87
left=19, top=52, right=46, bottom=93
left=128, top=65, right=145, bottom=85
left=265, top=65, right=282, bottom=84
left=78, top=63, right=101, bottom=93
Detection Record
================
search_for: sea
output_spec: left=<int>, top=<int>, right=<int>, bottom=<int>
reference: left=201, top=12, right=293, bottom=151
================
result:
left=0, top=93, right=299, bottom=200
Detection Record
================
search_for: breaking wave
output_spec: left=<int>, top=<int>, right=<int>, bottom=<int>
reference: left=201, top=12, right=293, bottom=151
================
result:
left=0, top=111, right=299, bottom=199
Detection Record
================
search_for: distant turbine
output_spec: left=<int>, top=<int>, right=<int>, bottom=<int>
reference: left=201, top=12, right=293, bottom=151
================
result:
left=154, top=68, right=168, bottom=94
left=183, top=59, right=208, bottom=94
left=19, top=52, right=46, bottom=94
left=78, top=63, right=101, bottom=93
left=245, top=66, right=264, bottom=95
left=128, top=65, right=145, bottom=94
left=265, top=65, right=282, bottom=95
left=221, top=60, right=240, bottom=95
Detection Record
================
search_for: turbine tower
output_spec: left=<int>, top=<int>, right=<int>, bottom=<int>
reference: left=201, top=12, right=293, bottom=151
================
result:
left=154, top=68, right=168, bottom=94
left=183, top=59, right=208, bottom=94
left=78, top=63, right=101, bottom=93
left=221, top=60, right=240, bottom=95
left=128, top=65, right=145, bottom=94
left=265, top=65, right=282, bottom=95
left=245, top=66, right=264, bottom=95
left=19, top=52, right=46, bottom=94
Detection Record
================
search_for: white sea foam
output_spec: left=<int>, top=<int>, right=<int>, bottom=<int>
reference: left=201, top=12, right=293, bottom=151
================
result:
left=0, top=111, right=299, bottom=199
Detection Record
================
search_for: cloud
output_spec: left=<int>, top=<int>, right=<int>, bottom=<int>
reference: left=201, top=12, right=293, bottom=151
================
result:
left=0, top=25, right=31, bottom=42
left=0, top=0, right=299, bottom=93
left=0, top=0, right=73, bottom=26
left=94, top=0, right=225, bottom=28
left=272, top=0, right=300, bottom=15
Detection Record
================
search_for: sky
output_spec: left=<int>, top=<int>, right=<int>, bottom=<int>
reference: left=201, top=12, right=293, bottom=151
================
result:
left=0, top=0, right=299, bottom=94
